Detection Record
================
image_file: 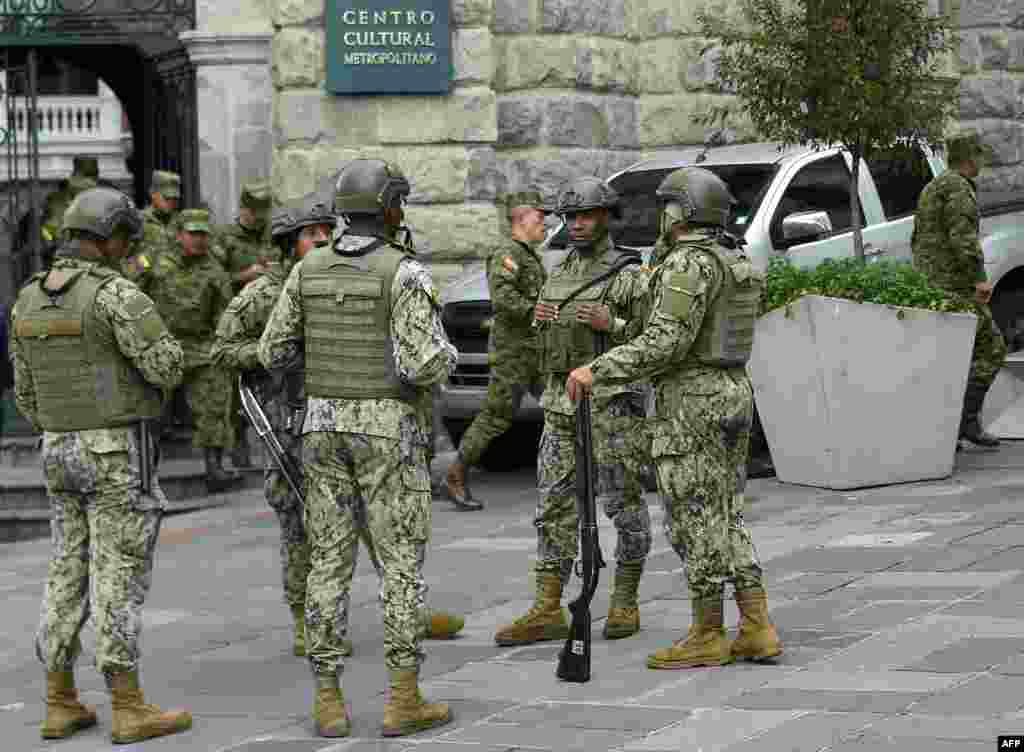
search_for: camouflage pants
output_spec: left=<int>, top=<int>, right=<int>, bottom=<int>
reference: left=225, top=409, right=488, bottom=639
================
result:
left=302, top=431, right=431, bottom=677
left=969, top=301, right=1008, bottom=392
left=182, top=364, right=235, bottom=449
left=265, top=439, right=311, bottom=610
left=36, top=427, right=165, bottom=675
left=654, top=375, right=763, bottom=600
left=458, top=346, right=542, bottom=467
left=535, top=395, right=652, bottom=579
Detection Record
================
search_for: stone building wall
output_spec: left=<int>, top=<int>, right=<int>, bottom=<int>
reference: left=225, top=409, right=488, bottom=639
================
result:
left=957, top=0, right=1024, bottom=194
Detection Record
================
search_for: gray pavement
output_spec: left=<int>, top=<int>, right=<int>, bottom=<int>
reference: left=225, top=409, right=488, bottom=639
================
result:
left=4, top=444, right=1024, bottom=750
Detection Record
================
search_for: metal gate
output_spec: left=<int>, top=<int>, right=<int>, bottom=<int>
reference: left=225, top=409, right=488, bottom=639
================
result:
left=0, top=0, right=197, bottom=300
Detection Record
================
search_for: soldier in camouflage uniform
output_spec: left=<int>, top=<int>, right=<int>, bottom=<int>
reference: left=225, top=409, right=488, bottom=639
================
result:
left=11, top=187, right=192, bottom=743
left=137, top=208, right=242, bottom=492
left=41, top=156, right=99, bottom=248
left=494, top=177, right=653, bottom=647
left=444, top=190, right=550, bottom=511
left=568, top=167, right=783, bottom=670
left=258, top=159, right=456, bottom=739
left=123, top=171, right=181, bottom=283
left=912, top=131, right=1007, bottom=447
left=214, top=200, right=468, bottom=660
left=214, top=181, right=278, bottom=470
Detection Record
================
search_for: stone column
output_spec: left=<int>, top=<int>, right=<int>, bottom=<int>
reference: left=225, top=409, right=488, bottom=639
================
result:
left=180, top=31, right=274, bottom=225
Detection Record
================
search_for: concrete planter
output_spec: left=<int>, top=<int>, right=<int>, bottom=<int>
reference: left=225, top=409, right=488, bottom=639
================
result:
left=748, top=295, right=977, bottom=490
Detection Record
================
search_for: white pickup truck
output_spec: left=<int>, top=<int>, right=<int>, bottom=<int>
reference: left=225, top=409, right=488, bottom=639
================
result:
left=438, top=141, right=1024, bottom=461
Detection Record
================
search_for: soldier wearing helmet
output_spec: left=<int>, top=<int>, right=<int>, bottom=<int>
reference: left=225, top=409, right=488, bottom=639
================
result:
left=10, top=187, right=192, bottom=742
left=213, top=180, right=278, bottom=292
left=913, top=131, right=1006, bottom=447
left=444, top=189, right=551, bottom=511
left=493, top=175, right=654, bottom=648
left=567, top=166, right=783, bottom=671
left=258, top=159, right=456, bottom=739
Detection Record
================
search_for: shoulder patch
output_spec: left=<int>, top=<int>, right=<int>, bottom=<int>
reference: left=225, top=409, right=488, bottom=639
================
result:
left=502, top=255, right=518, bottom=274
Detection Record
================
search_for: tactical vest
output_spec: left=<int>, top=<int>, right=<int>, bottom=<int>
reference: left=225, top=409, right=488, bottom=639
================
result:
left=689, top=243, right=763, bottom=367
left=538, top=247, right=634, bottom=374
left=299, top=240, right=415, bottom=402
left=14, top=266, right=163, bottom=431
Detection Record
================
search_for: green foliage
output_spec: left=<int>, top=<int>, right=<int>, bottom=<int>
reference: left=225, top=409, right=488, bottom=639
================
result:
left=762, top=257, right=974, bottom=316
left=697, top=0, right=957, bottom=163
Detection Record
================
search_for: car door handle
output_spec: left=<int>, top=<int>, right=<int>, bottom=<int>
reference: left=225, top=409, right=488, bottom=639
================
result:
left=863, top=243, right=884, bottom=257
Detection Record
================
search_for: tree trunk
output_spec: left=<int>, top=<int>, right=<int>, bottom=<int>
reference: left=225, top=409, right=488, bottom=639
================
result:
left=850, top=145, right=865, bottom=263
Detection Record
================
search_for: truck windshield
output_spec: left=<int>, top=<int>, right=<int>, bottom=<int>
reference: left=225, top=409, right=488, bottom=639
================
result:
left=609, top=164, right=778, bottom=246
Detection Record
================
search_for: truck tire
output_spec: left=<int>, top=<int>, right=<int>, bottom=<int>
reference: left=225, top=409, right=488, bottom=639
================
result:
left=992, top=287, right=1024, bottom=353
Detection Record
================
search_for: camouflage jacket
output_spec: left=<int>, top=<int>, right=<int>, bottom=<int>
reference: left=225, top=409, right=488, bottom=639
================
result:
left=487, top=236, right=546, bottom=339
left=539, top=235, right=650, bottom=416
left=257, top=235, right=457, bottom=444
left=10, top=256, right=184, bottom=433
left=137, top=246, right=234, bottom=368
left=911, top=169, right=987, bottom=297
left=213, top=221, right=278, bottom=290
left=121, top=206, right=177, bottom=283
left=588, top=231, right=746, bottom=455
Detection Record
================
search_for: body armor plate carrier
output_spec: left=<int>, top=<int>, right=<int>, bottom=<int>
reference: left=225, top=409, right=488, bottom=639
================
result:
left=690, top=243, right=762, bottom=367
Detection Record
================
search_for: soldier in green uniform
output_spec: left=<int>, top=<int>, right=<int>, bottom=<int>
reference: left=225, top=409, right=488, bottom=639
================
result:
left=567, top=167, right=783, bottom=670
left=11, top=187, right=192, bottom=743
left=137, top=208, right=242, bottom=492
left=912, top=131, right=1006, bottom=447
left=493, top=177, right=653, bottom=647
left=123, top=170, right=181, bottom=282
left=41, top=156, right=99, bottom=248
left=258, top=159, right=456, bottom=739
left=444, top=190, right=550, bottom=511
left=213, top=200, right=466, bottom=659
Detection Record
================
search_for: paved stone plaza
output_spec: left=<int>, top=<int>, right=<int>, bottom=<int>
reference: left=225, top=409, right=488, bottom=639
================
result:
left=3, top=444, right=1024, bottom=750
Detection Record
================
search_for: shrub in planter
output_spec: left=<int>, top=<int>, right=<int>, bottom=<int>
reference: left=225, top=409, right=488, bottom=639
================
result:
left=749, top=258, right=977, bottom=489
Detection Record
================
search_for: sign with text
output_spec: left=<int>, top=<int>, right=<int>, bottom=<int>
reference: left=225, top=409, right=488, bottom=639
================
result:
left=327, top=1, right=451, bottom=94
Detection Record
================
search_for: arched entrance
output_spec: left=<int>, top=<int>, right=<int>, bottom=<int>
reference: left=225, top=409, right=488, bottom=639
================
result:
left=0, top=0, right=198, bottom=299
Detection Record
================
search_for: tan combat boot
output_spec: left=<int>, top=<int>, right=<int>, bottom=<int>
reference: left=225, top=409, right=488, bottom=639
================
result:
left=603, top=560, right=643, bottom=639
left=424, top=608, right=465, bottom=639
left=106, top=670, right=192, bottom=744
left=444, top=458, right=483, bottom=511
left=646, top=597, right=733, bottom=669
left=730, top=588, right=783, bottom=662
left=291, top=605, right=307, bottom=657
left=40, top=670, right=97, bottom=739
left=312, top=674, right=351, bottom=738
left=381, top=668, right=452, bottom=737
left=494, top=571, right=570, bottom=646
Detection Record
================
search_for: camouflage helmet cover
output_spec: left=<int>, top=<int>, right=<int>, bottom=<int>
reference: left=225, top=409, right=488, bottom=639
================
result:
left=62, top=187, right=143, bottom=241
left=556, top=176, right=620, bottom=217
left=271, top=200, right=337, bottom=244
left=333, top=159, right=411, bottom=215
left=945, top=131, right=995, bottom=167
left=656, top=167, right=736, bottom=228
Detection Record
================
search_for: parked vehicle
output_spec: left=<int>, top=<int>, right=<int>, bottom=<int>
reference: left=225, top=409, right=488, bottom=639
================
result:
left=438, top=141, right=1024, bottom=451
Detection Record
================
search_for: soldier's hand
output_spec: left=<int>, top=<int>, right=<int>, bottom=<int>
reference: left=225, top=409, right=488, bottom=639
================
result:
left=576, top=303, right=611, bottom=331
left=566, top=366, right=593, bottom=403
left=975, top=281, right=993, bottom=305
left=534, top=301, right=559, bottom=323
left=238, top=263, right=268, bottom=285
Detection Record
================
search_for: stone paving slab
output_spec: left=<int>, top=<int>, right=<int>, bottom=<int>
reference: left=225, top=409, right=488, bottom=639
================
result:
left=865, top=713, right=1021, bottom=741
left=827, top=733, right=992, bottom=751
left=762, top=669, right=962, bottom=693
left=441, top=722, right=640, bottom=751
left=897, top=637, right=1024, bottom=673
left=854, top=570, right=1020, bottom=588
left=615, top=708, right=804, bottom=751
left=910, top=674, right=1024, bottom=716
left=491, top=702, right=685, bottom=732
left=721, top=711, right=879, bottom=752
left=726, top=688, right=928, bottom=714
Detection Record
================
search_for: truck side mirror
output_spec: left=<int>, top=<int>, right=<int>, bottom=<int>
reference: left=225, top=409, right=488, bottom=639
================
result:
left=781, top=210, right=833, bottom=243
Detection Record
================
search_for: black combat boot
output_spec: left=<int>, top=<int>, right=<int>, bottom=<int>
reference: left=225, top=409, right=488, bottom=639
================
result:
left=959, top=383, right=1000, bottom=447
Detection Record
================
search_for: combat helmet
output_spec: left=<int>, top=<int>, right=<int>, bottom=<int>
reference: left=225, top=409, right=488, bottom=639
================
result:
left=556, top=176, right=621, bottom=218
left=333, top=159, right=410, bottom=216
left=62, top=186, right=143, bottom=241
left=272, top=200, right=337, bottom=252
left=656, top=167, right=736, bottom=228
left=945, top=131, right=995, bottom=168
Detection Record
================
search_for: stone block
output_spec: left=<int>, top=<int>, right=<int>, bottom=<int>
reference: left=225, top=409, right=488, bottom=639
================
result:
left=542, top=0, right=630, bottom=36
left=960, top=74, right=1024, bottom=119
left=497, top=96, right=543, bottom=146
left=631, top=0, right=727, bottom=38
left=547, top=96, right=611, bottom=147
left=636, top=39, right=683, bottom=94
left=453, top=0, right=493, bottom=27
left=683, top=37, right=721, bottom=91
left=979, top=29, right=1013, bottom=69
left=234, top=130, right=273, bottom=184
left=639, top=93, right=735, bottom=146
left=495, top=36, right=576, bottom=91
left=957, top=0, right=1023, bottom=28
left=1011, top=31, right=1024, bottom=71
left=494, top=0, right=532, bottom=32
left=272, top=27, right=324, bottom=89
left=605, top=96, right=639, bottom=148
left=454, top=28, right=494, bottom=84
left=274, top=88, right=321, bottom=144
left=274, top=0, right=322, bottom=25
left=378, top=87, right=497, bottom=143
left=478, top=147, right=641, bottom=202
left=320, top=95, right=380, bottom=146
left=977, top=163, right=1024, bottom=193
left=271, top=146, right=319, bottom=203
left=575, top=38, right=635, bottom=93
left=314, top=145, right=471, bottom=203
left=912, top=673, right=1024, bottom=715
left=466, top=147, right=506, bottom=199
left=404, top=203, right=502, bottom=260
left=198, top=0, right=272, bottom=34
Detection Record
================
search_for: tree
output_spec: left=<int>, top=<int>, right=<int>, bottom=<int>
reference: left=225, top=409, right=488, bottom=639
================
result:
left=697, top=0, right=957, bottom=261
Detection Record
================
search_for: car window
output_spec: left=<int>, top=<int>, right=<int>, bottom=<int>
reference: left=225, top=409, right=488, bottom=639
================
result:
left=771, top=154, right=864, bottom=245
left=609, top=164, right=776, bottom=246
left=867, top=146, right=932, bottom=220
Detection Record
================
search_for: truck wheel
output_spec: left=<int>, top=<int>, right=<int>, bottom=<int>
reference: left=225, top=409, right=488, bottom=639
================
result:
left=992, top=288, right=1024, bottom=352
